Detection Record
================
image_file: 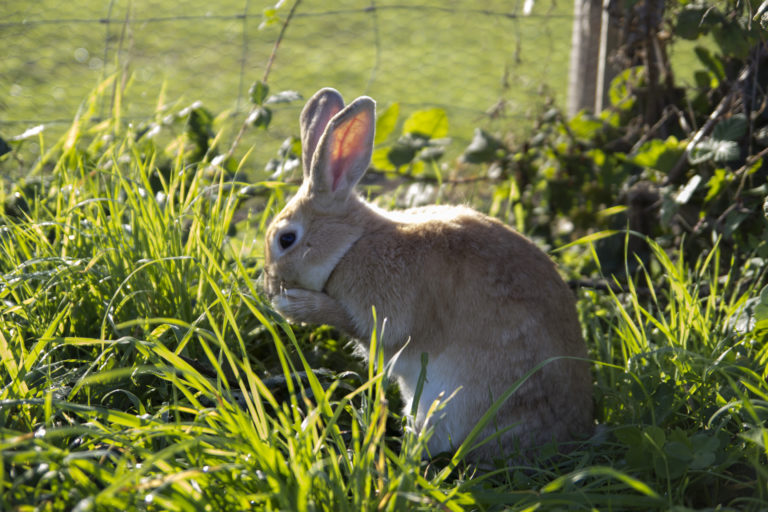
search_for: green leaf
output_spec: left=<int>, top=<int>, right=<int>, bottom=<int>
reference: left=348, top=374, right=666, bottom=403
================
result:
left=372, top=146, right=395, bottom=171
left=704, top=168, right=732, bottom=202
left=0, top=136, right=10, bottom=157
left=688, top=142, right=713, bottom=165
left=608, top=67, right=643, bottom=109
left=759, top=12, right=768, bottom=30
left=631, top=136, right=685, bottom=173
left=694, top=46, right=725, bottom=82
left=741, top=427, right=768, bottom=449
left=694, top=70, right=715, bottom=90
left=755, top=127, right=768, bottom=147
left=462, top=128, right=506, bottom=164
left=185, top=105, right=214, bottom=157
left=713, top=140, right=740, bottom=162
left=408, top=160, right=426, bottom=176
left=689, top=433, right=719, bottom=469
left=713, top=114, right=747, bottom=141
left=626, top=444, right=652, bottom=471
left=387, top=143, right=417, bottom=168
left=675, top=6, right=710, bottom=40
left=403, top=108, right=448, bottom=139
left=689, top=138, right=739, bottom=164
left=644, top=425, right=666, bottom=448
left=657, top=454, right=688, bottom=479
left=690, top=448, right=716, bottom=469
left=247, top=107, right=272, bottom=129
left=614, top=425, right=643, bottom=446
left=249, top=81, right=269, bottom=105
left=713, top=20, right=754, bottom=59
left=568, top=112, right=604, bottom=140
left=374, top=102, right=399, bottom=145
left=265, top=90, right=301, bottom=104
left=418, top=144, right=445, bottom=162
left=753, top=286, right=768, bottom=325
left=722, top=208, right=750, bottom=237
left=259, top=7, right=282, bottom=29
left=664, top=433, right=696, bottom=477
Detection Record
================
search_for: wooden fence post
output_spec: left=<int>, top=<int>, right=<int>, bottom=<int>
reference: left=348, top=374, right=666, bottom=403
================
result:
left=567, top=0, right=620, bottom=117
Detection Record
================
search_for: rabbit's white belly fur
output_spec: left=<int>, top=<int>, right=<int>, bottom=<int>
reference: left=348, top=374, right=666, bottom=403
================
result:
left=393, top=350, right=476, bottom=455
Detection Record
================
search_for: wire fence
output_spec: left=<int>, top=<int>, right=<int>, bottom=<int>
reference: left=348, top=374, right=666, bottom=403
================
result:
left=2, top=0, right=576, bottom=167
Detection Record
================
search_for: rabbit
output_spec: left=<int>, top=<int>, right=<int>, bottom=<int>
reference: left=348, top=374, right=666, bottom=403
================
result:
left=263, top=87, right=593, bottom=462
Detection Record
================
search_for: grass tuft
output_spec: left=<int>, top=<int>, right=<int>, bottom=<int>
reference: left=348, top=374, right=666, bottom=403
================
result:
left=1, top=83, right=767, bottom=510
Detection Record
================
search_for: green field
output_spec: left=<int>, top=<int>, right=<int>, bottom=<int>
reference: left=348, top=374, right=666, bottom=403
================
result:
left=2, top=0, right=574, bottom=174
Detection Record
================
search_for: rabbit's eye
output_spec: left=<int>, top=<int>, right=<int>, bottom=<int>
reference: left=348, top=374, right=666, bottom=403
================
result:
left=278, top=231, right=297, bottom=250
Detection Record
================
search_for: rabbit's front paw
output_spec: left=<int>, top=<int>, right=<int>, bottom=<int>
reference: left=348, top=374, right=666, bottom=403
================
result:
left=272, top=288, right=360, bottom=336
left=272, top=288, right=336, bottom=324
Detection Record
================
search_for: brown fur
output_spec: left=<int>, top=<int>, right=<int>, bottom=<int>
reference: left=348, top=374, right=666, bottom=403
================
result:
left=264, top=88, right=593, bottom=461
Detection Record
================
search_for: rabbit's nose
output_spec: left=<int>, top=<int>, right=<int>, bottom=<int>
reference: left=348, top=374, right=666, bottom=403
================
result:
left=263, top=272, right=288, bottom=300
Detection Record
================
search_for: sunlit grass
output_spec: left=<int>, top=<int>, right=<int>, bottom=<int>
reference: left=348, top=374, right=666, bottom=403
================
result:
left=1, top=82, right=767, bottom=510
left=2, top=0, right=575, bottom=175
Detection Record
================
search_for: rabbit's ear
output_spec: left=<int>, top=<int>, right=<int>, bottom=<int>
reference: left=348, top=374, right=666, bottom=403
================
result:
left=309, top=96, right=375, bottom=201
left=300, top=88, right=345, bottom=177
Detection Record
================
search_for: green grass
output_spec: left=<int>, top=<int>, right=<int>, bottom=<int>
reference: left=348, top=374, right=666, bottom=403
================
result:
left=2, top=0, right=574, bottom=174
left=1, top=82, right=767, bottom=510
